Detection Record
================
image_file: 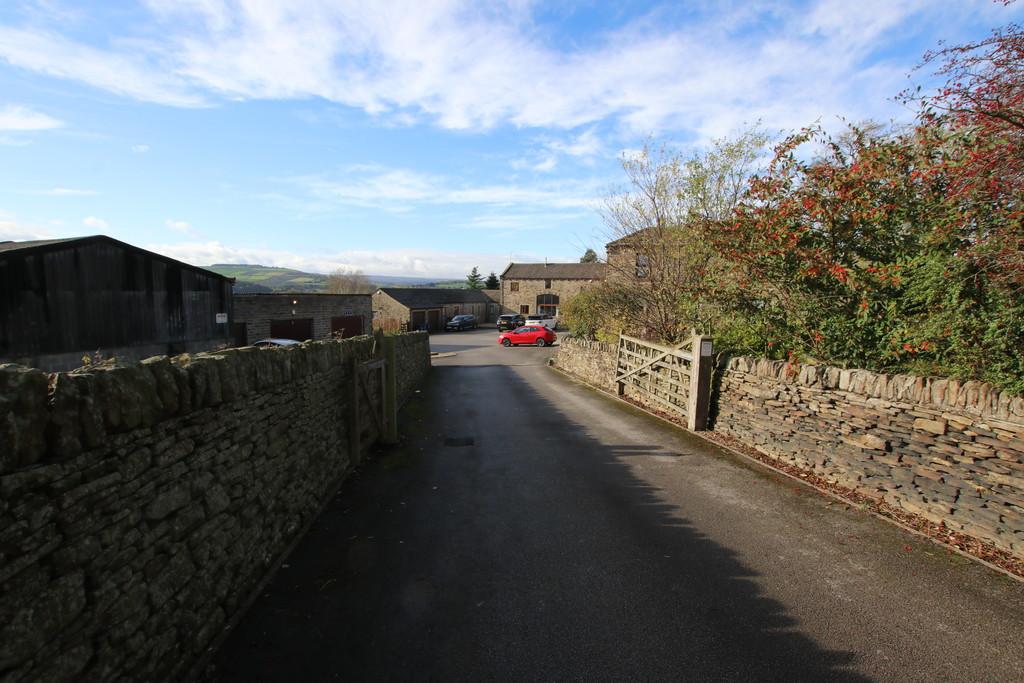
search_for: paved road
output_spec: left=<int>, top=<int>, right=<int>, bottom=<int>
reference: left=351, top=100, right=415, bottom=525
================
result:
left=211, top=328, right=1024, bottom=682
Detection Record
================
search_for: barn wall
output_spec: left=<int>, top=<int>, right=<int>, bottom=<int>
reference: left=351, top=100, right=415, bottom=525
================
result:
left=0, top=242, right=232, bottom=370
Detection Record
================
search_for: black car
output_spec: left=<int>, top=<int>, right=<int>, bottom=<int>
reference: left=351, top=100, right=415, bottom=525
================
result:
left=445, top=314, right=477, bottom=331
left=497, top=314, right=526, bottom=331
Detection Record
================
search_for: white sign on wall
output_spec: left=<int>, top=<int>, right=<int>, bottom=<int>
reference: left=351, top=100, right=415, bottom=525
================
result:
left=215, top=313, right=228, bottom=324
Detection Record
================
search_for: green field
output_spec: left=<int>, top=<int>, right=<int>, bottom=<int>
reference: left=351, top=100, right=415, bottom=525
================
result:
left=207, top=264, right=464, bottom=292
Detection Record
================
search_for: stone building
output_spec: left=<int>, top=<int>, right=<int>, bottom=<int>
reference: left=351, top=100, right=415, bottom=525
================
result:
left=373, top=287, right=497, bottom=332
left=232, top=293, right=371, bottom=345
left=605, top=229, right=653, bottom=282
left=499, top=262, right=606, bottom=317
left=0, top=234, right=233, bottom=370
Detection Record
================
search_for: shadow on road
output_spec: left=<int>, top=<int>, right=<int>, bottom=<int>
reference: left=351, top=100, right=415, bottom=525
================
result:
left=209, top=363, right=870, bottom=681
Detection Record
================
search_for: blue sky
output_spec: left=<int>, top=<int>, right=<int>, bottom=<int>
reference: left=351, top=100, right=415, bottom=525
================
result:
left=0, top=0, right=1019, bottom=278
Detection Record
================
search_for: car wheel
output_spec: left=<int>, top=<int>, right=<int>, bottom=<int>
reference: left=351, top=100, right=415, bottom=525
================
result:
left=502, top=339, right=512, bottom=347
left=536, top=338, right=547, bottom=347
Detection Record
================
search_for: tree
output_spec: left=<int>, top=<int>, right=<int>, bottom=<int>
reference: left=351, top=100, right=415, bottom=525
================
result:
left=598, top=129, right=769, bottom=341
left=901, top=14, right=1024, bottom=291
left=466, top=266, right=484, bottom=289
left=326, top=269, right=375, bottom=294
left=484, top=271, right=500, bottom=289
left=580, top=248, right=599, bottom=263
left=713, top=121, right=1024, bottom=391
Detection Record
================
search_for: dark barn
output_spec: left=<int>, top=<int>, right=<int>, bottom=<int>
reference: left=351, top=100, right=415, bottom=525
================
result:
left=0, top=235, right=233, bottom=370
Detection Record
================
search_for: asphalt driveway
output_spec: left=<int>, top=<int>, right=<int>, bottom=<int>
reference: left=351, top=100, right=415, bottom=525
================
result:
left=209, top=327, right=1024, bottom=682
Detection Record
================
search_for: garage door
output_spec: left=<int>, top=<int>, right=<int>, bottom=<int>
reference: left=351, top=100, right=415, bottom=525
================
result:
left=331, top=315, right=364, bottom=338
left=269, top=318, right=313, bottom=341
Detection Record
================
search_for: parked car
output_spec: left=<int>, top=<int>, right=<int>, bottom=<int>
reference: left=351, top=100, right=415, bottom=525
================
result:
left=498, top=325, right=557, bottom=347
left=445, top=314, right=477, bottom=331
left=497, top=313, right=526, bottom=331
left=252, top=338, right=302, bottom=347
left=525, top=313, right=558, bottom=330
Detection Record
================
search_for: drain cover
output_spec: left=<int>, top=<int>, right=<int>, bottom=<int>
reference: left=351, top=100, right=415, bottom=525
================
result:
left=444, top=437, right=474, bottom=447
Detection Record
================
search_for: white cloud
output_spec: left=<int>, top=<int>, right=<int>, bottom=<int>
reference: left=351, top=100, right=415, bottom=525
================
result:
left=131, top=144, right=150, bottom=153
left=0, top=104, right=63, bottom=131
left=289, top=166, right=602, bottom=213
left=42, top=187, right=96, bottom=196
left=0, top=27, right=204, bottom=107
left=165, top=218, right=192, bottom=234
left=531, top=155, right=557, bottom=172
left=0, top=213, right=58, bottom=242
left=146, top=239, right=521, bottom=279
left=545, top=128, right=602, bottom=158
left=0, top=1, right=1005, bottom=135
left=460, top=210, right=592, bottom=231
left=82, top=215, right=108, bottom=230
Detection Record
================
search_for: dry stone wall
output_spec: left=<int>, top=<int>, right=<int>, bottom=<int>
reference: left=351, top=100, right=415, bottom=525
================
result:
left=392, top=332, right=432, bottom=406
left=0, top=332, right=430, bottom=682
left=552, top=337, right=617, bottom=389
left=715, top=357, right=1024, bottom=557
left=553, top=338, right=1024, bottom=558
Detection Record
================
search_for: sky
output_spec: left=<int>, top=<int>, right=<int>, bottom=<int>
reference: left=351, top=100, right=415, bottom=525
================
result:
left=0, top=0, right=1019, bottom=279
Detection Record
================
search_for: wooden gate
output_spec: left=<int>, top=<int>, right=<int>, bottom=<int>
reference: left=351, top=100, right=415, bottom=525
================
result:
left=614, top=333, right=713, bottom=431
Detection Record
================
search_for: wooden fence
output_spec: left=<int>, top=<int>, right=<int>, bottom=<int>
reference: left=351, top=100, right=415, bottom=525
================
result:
left=614, top=333, right=714, bottom=430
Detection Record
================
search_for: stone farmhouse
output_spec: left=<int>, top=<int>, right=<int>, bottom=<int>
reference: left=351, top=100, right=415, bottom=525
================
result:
left=373, top=287, right=498, bottom=331
left=232, top=292, right=372, bottom=345
left=500, top=262, right=607, bottom=317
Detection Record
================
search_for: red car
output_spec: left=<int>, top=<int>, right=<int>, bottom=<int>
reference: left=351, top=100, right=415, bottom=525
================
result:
left=498, top=325, right=557, bottom=347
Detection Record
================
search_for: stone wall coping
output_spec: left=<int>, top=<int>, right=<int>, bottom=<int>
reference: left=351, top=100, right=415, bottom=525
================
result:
left=722, top=355, right=1024, bottom=425
left=0, top=332, right=429, bottom=475
left=558, top=336, right=618, bottom=354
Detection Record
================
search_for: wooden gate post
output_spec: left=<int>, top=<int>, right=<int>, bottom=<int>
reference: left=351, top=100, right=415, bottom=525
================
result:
left=382, top=336, right=399, bottom=445
left=615, top=336, right=626, bottom=396
left=348, top=354, right=362, bottom=462
left=688, top=334, right=713, bottom=431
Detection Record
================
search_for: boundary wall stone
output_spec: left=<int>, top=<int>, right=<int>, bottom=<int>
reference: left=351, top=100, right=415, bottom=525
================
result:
left=0, top=332, right=430, bottom=681
left=554, top=338, right=1024, bottom=558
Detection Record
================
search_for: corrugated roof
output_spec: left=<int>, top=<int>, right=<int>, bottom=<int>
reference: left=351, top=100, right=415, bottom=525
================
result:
left=0, top=237, right=84, bottom=253
left=0, top=234, right=232, bottom=281
left=375, top=287, right=494, bottom=308
left=501, top=262, right=606, bottom=280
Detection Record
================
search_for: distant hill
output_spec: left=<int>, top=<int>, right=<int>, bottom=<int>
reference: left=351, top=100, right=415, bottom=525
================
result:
left=207, top=264, right=465, bottom=292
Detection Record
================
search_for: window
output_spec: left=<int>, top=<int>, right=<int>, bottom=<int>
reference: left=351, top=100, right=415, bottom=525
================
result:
left=520, top=305, right=530, bottom=314
left=636, top=254, right=650, bottom=278
left=544, top=279, right=551, bottom=289
left=510, top=281, right=520, bottom=292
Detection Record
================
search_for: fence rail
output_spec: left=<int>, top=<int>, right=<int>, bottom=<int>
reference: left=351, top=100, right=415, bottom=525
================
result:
left=614, top=333, right=713, bottom=430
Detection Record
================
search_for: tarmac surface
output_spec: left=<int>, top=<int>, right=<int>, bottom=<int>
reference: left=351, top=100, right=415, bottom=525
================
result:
left=210, top=327, right=1024, bottom=682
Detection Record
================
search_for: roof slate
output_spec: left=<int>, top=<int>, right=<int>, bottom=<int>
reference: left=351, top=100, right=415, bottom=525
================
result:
left=501, top=262, right=606, bottom=280
left=376, top=287, right=494, bottom=308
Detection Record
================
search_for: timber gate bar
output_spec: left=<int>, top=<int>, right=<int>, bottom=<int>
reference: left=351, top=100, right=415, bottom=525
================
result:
left=614, top=333, right=714, bottom=430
